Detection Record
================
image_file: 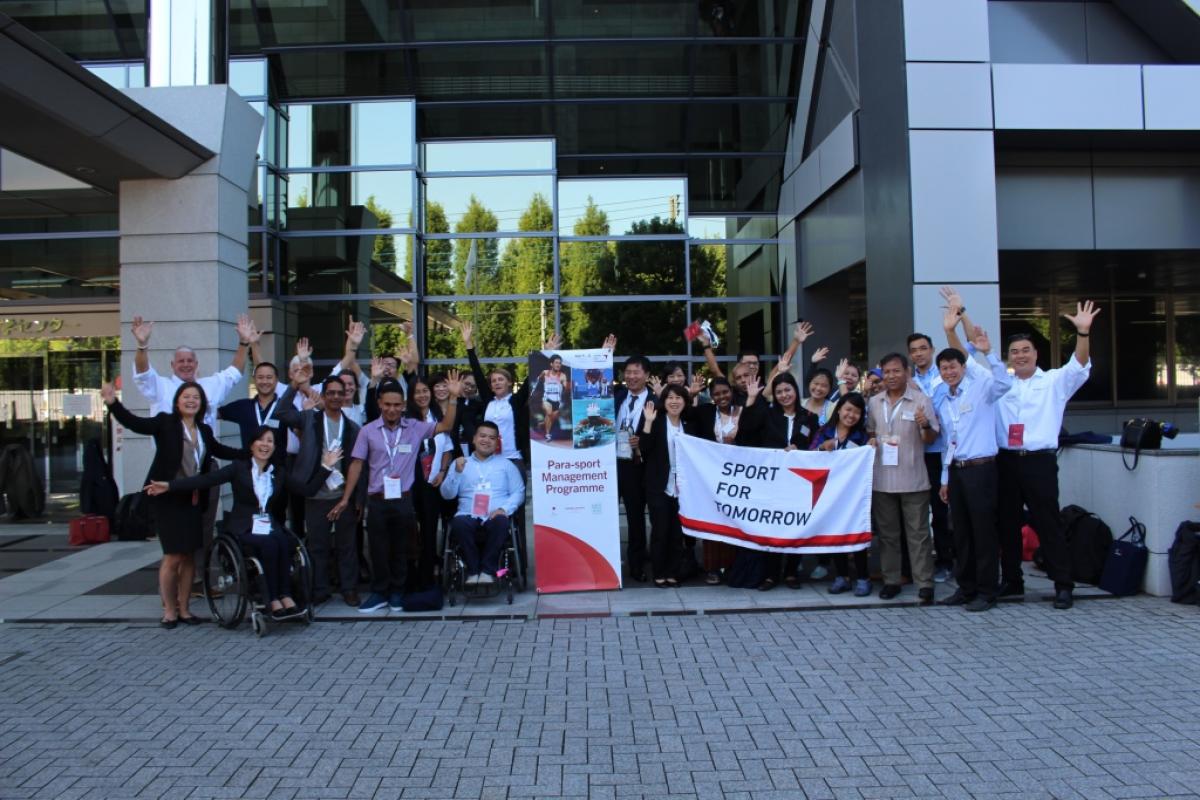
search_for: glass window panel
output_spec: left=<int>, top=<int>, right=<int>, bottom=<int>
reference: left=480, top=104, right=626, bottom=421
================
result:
left=559, top=301, right=686, bottom=357
left=1057, top=299, right=1112, bottom=403
left=555, top=103, right=686, bottom=156
left=688, top=157, right=782, bottom=213
left=423, top=140, right=554, bottom=173
left=281, top=233, right=414, bottom=295
left=424, top=300, right=557, bottom=365
left=423, top=237, right=552, bottom=297
left=84, top=64, right=131, bottom=89
left=688, top=216, right=779, bottom=240
left=424, top=176, right=554, bottom=233
left=552, top=0, right=695, bottom=37
left=234, top=0, right=397, bottom=45
left=409, top=0, right=547, bottom=41
left=414, top=47, right=548, bottom=101
left=5, top=0, right=147, bottom=60
left=249, top=165, right=264, bottom=226
left=1000, top=296, right=1054, bottom=373
left=0, top=213, right=118, bottom=236
left=420, top=104, right=555, bottom=141
left=553, top=44, right=689, bottom=97
left=274, top=50, right=413, bottom=100
left=0, top=237, right=118, bottom=300
left=1175, top=297, right=1200, bottom=400
left=691, top=302, right=780, bottom=359
left=687, top=103, right=790, bottom=152
left=229, top=59, right=267, bottom=97
left=247, top=232, right=264, bottom=295
left=561, top=240, right=685, bottom=296
left=558, top=178, right=686, bottom=236
left=282, top=299, right=414, bottom=365
left=286, top=101, right=415, bottom=168
left=1113, top=296, right=1167, bottom=402
left=284, top=170, right=415, bottom=232
left=693, top=44, right=783, bottom=97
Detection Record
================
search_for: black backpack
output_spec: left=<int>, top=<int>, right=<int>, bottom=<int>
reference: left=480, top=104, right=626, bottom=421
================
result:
left=1037, top=505, right=1112, bottom=585
left=1168, top=521, right=1200, bottom=604
left=113, top=492, right=154, bottom=541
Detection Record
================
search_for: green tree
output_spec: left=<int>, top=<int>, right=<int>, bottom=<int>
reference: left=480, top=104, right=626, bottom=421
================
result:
left=503, top=193, right=554, bottom=358
left=453, top=197, right=507, bottom=359
left=363, top=195, right=396, bottom=274
left=559, top=199, right=614, bottom=348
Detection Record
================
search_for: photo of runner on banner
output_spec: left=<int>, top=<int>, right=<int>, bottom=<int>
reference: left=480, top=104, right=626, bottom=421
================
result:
left=675, top=435, right=874, bottom=554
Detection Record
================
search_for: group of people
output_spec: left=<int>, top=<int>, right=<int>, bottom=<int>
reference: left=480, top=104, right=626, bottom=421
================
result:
left=612, top=286, right=1099, bottom=612
left=108, top=282, right=1098, bottom=627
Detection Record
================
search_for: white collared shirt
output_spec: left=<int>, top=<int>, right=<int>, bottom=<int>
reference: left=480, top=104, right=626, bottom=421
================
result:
left=995, top=357, right=1091, bottom=452
left=251, top=460, right=274, bottom=513
left=616, top=389, right=649, bottom=431
left=935, top=352, right=1013, bottom=482
left=485, top=395, right=520, bottom=460
left=133, top=363, right=242, bottom=427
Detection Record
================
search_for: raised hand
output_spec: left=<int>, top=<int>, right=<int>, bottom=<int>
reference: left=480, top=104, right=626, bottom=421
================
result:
left=835, top=357, right=850, bottom=383
left=745, top=376, right=762, bottom=403
left=1064, top=300, right=1101, bottom=334
left=131, top=316, right=153, bottom=347
left=689, top=372, right=706, bottom=396
left=942, top=300, right=962, bottom=333
left=971, top=326, right=992, bottom=355
left=792, top=321, right=814, bottom=344
left=321, top=445, right=343, bottom=469
left=295, top=337, right=312, bottom=362
left=696, top=330, right=712, bottom=348
left=236, top=313, right=256, bottom=344
left=455, top=456, right=467, bottom=473
left=461, top=321, right=474, bottom=349
left=602, top=333, right=617, bottom=352
left=302, top=391, right=322, bottom=412
left=400, top=320, right=413, bottom=338
left=939, top=285, right=963, bottom=314
left=641, top=399, right=658, bottom=424
left=811, top=346, right=830, bottom=364
left=545, top=331, right=562, bottom=350
left=346, top=316, right=366, bottom=350
left=143, top=481, right=170, bottom=496
left=647, top=375, right=663, bottom=398
left=100, top=382, right=117, bottom=405
left=445, top=369, right=463, bottom=397
left=370, top=356, right=385, bottom=380
left=914, top=406, right=929, bottom=428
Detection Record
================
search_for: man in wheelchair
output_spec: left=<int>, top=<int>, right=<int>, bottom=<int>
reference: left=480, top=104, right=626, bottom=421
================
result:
left=439, top=422, right=525, bottom=585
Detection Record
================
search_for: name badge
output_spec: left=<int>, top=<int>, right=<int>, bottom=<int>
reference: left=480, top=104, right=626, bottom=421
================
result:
left=251, top=514, right=272, bottom=536
left=616, top=429, right=632, bottom=459
left=1008, top=423, right=1025, bottom=448
left=265, top=418, right=279, bottom=429
left=800, top=425, right=810, bottom=437
left=959, top=403, right=972, bottom=415
left=383, top=475, right=403, bottom=499
left=398, top=443, right=413, bottom=454
left=882, top=436, right=900, bottom=466
left=901, top=412, right=915, bottom=422
left=472, top=481, right=492, bottom=517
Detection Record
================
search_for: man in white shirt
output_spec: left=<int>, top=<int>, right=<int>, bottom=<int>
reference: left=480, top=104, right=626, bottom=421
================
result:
left=130, top=313, right=254, bottom=426
left=996, top=300, right=1101, bottom=610
left=933, top=302, right=1013, bottom=612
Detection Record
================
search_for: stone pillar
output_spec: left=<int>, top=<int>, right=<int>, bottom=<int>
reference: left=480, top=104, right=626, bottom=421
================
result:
left=115, top=85, right=262, bottom=494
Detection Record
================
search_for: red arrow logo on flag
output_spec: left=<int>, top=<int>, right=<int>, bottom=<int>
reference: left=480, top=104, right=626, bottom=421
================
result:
left=788, top=468, right=830, bottom=508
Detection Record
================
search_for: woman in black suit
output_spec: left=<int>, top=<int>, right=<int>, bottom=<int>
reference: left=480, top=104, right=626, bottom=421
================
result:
left=687, top=377, right=741, bottom=584
left=101, top=381, right=245, bottom=627
left=733, top=371, right=821, bottom=591
left=638, top=384, right=699, bottom=587
left=146, top=426, right=338, bottom=619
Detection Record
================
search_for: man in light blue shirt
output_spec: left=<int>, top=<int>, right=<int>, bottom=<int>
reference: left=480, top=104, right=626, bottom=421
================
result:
left=907, top=331, right=951, bottom=582
left=440, top=421, right=525, bottom=584
left=933, top=308, right=1013, bottom=613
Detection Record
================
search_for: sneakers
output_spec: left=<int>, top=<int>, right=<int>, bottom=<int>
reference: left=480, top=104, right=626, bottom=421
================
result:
left=477, top=573, right=495, bottom=585
left=853, top=579, right=872, bottom=597
left=466, top=574, right=479, bottom=586
left=829, top=576, right=851, bottom=594
left=933, top=566, right=952, bottom=583
left=388, top=593, right=404, bottom=612
left=809, top=565, right=829, bottom=581
left=358, top=593, right=388, bottom=613
left=965, top=596, right=996, bottom=612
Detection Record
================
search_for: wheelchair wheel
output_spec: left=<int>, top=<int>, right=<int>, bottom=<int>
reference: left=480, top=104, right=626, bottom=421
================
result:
left=204, top=536, right=248, bottom=629
left=251, top=610, right=267, bottom=638
left=441, top=545, right=458, bottom=607
left=290, top=541, right=314, bottom=623
left=508, top=523, right=527, bottom=592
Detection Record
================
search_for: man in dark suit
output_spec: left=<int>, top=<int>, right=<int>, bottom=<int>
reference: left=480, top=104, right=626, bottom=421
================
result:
left=610, top=341, right=653, bottom=582
left=275, top=377, right=364, bottom=606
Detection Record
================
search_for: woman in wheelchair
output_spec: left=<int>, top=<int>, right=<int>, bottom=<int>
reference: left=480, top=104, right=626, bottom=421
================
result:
left=146, top=426, right=338, bottom=618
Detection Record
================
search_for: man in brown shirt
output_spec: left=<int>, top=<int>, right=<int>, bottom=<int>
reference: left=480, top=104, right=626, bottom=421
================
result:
left=866, top=352, right=939, bottom=604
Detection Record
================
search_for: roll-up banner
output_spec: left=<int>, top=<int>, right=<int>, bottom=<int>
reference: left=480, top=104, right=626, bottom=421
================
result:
left=528, top=348, right=622, bottom=592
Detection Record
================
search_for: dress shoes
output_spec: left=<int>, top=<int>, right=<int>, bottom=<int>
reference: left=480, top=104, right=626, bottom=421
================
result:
left=918, top=587, right=934, bottom=606
left=1053, top=589, right=1074, bottom=610
left=878, top=584, right=901, bottom=600
left=937, top=589, right=970, bottom=606
left=965, top=596, right=997, bottom=612
left=997, top=580, right=1025, bottom=597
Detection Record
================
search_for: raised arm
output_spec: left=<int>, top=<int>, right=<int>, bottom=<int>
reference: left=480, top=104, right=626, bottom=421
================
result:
left=201, top=426, right=248, bottom=462
left=160, top=462, right=238, bottom=494
left=696, top=330, right=725, bottom=379
left=230, top=313, right=255, bottom=374
left=337, top=316, right=367, bottom=381
left=966, top=326, right=1013, bottom=401
left=463, top=322, right=491, bottom=401
left=100, top=383, right=161, bottom=436
left=272, top=384, right=304, bottom=432
left=131, top=316, right=154, bottom=377
left=1063, top=300, right=1101, bottom=368
left=777, top=321, right=814, bottom=374
left=433, top=370, right=462, bottom=435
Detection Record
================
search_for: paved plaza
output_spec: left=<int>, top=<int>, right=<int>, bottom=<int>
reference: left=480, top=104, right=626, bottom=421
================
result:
left=3, top=596, right=1200, bottom=800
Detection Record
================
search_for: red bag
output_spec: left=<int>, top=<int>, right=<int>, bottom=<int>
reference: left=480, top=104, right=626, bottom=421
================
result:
left=1021, top=524, right=1039, bottom=562
left=69, top=515, right=111, bottom=546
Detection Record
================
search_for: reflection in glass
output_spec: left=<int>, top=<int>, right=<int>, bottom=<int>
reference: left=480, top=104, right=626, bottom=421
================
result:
left=558, top=178, right=686, bottom=236
left=688, top=216, right=777, bottom=240
left=691, top=302, right=778, bottom=359
left=1113, top=297, right=1167, bottom=402
left=286, top=101, right=416, bottom=168
left=423, top=140, right=554, bottom=173
left=1176, top=297, right=1200, bottom=400
left=553, top=44, right=689, bottom=96
left=559, top=302, right=686, bottom=356
left=282, top=234, right=413, bottom=295
left=283, top=299, right=414, bottom=365
left=409, top=0, right=546, bottom=41
left=229, top=59, right=267, bottom=97
left=0, top=237, right=118, bottom=300
left=423, top=237, right=552, bottom=297
left=999, top=296, right=1053, bottom=373
left=424, top=176, right=554, bottom=232
left=424, top=301, right=557, bottom=365
left=285, top=171, right=415, bottom=232
left=414, top=47, right=548, bottom=100
left=688, top=244, right=729, bottom=298
left=560, top=240, right=686, bottom=297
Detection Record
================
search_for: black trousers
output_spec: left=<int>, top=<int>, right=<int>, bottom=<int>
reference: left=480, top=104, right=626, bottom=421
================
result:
left=366, top=494, right=414, bottom=595
left=451, top=514, right=510, bottom=576
left=948, top=461, right=999, bottom=599
left=285, top=454, right=307, bottom=539
left=617, top=459, right=648, bottom=574
left=925, top=452, right=952, bottom=568
left=647, top=493, right=683, bottom=580
left=832, top=550, right=868, bottom=579
left=998, top=450, right=1073, bottom=590
left=305, top=497, right=358, bottom=597
left=414, top=480, right=453, bottom=587
left=236, top=526, right=292, bottom=602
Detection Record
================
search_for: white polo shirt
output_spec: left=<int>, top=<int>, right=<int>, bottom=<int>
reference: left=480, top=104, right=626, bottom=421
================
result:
left=995, top=356, right=1091, bottom=452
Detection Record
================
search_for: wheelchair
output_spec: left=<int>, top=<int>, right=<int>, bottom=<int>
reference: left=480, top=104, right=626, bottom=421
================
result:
left=202, top=525, right=314, bottom=637
left=441, top=512, right=525, bottom=607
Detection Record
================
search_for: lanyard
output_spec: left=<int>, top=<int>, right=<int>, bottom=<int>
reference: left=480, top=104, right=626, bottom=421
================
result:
left=882, top=395, right=904, bottom=432
left=621, top=392, right=642, bottom=430
left=382, top=424, right=405, bottom=475
left=254, top=397, right=278, bottom=427
left=323, top=413, right=344, bottom=451
left=471, top=455, right=497, bottom=488
left=183, top=424, right=203, bottom=471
